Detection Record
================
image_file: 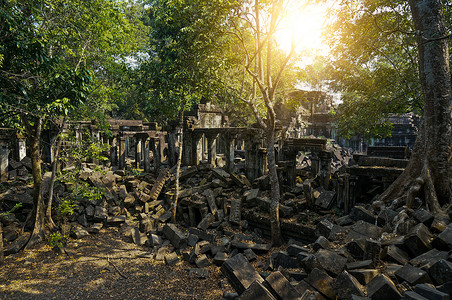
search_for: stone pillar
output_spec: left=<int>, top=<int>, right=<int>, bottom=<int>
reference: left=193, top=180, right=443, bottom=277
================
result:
left=206, top=133, right=219, bottom=167
left=245, top=139, right=259, bottom=180
left=283, top=150, right=297, bottom=187
left=183, top=130, right=193, bottom=166
left=142, top=136, right=150, bottom=172
left=311, top=153, right=320, bottom=177
left=167, top=130, right=177, bottom=167
left=150, top=137, right=161, bottom=173
left=319, top=150, right=332, bottom=189
left=119, top=136, right=126, bottom=170
left=109, top=135, right=118, bottom=166
left=0, top=140, right=9, bottom=182
left=16, top=136, right=26, bottom=162
left=224, top=134, right=236, bottom=173
left=196, top=133, right=203, bottom=164
left=257, top=148, right=267, bottom=177
left=134, top=136, right=142, bottom=169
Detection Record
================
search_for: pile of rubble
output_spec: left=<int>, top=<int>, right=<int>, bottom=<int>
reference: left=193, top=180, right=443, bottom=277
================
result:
left=1, top=156, right=452, bottom=299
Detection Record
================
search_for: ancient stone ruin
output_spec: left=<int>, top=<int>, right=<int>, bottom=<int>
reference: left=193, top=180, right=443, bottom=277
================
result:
left=1, top=99, right=451, bottom=299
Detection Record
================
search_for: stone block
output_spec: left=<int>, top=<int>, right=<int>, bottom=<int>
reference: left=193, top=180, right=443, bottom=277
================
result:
left=195, top=254, right=211, bottom=268
left=437, top=282, right=452, bottom=297
left=313, top=236, right=332, bottom=251
left=350, top=220, right=383, bottom=240
left=244, top=249, right=257, bottom=262
left=162, top=223, right=187, bottom=249
left=198, top=212, right=215, bottom=231
left=238, top=280, right=276, bottom=300
left=189, top=227, right=215, bottom=243
left=131, top=227, right=148, bottom=246
left=346, top=239, right=366, bottom=260
left=432, top=223, right=452, bottom=250
left=413, top=208, right=434, bottom=227
left=315, top=249, right=347, bottom=276
left=187, top=234, right=199, bottom=247
left=349, top=206, right=376, bottom=224
left=229, top=199, right=241, bottom=225
left=394, top=264, right=432, bottom=285
left=221, top=253, right=264, bottom=294
left=414, top=283, right=450, bottom=300
left=139, top=217, right=155, bottom=233
left=403, top=291, right=429, bottom=300
left=410, top=249, right=449, bottom=269
left=149, top=233, right=162, bottom=247
left=213, top=252, right=229, bottom=266
left=426, top=259, right=452, bottom=285
left=164, top=252, right=180, bottom=266
left=403, top=223, right=433, bottom=258
left=88, top=223, right=103, bottom=234
left=349, top=269, right=379, bottom=285
left=332, top=271, right=366, bottom=300
left=367, top=274, right=401, bottom=300
left=93, top=206, right=107, bottom=222
left=315, top=191, right=336, bottom=209
left=72, top=227, right=89, bottom=239
left=377, top=208, right=398, bottom=227
left=382, top=245, right=409, bottom=265
left=287, top=244, right=309, bottom=257
left=346, top=260, right=374, bottom=270
left=107, top=215, right=126, bottom=226
left=305, top=268, right=336, bottom=300
left=189, top=268, right=209, bottom=279
left=265, top=271, right=303, bottom=300
left=272, top=251, right=301, bottom=269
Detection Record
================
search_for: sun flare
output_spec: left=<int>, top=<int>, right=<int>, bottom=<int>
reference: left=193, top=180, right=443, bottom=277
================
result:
left=275, top=2, right=328, bottom=56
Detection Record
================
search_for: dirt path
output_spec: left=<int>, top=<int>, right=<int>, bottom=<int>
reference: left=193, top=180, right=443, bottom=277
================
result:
left=0, top=227, right=227, bottom=300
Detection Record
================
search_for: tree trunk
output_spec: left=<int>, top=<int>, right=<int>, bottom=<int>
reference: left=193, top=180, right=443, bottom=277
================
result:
left=379, top=0, right=452, bottom=213
left=172, top=111, right=185, bottom=223
left=25, top=117, right=45, bottom=249
left=45, top=116, right=67, bottom=231
left=266, top=127, right=283, bottom=246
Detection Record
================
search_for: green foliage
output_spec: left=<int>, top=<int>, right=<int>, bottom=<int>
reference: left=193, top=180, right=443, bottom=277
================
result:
left=319, top=0, right=427, bottom=139
left=48, top=231, right=68, bottom=249
left=56, top=197, right=77, bottom=218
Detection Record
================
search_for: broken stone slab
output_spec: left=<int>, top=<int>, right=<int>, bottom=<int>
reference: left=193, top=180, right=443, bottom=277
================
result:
left=213, top=252, right=229, bottom=266
left=131, top=227, right=148, bottom=246
left=287, top=244, right=310, bottom=257
left=382, top=245, right=410, bottom=265
left=198, top=212, right=215, bottom=231
left=410, top=248, right=449, bottom=269
left=212, top=167, right=231, bottom=183
left=149, top=168, right=169, bottom=201
left=426, top=259, right=452, bottom=285
left=149, top=233, right=162, bottom=247
left=231, top=240, right=271, bottom=253
left=188, top=268, right=209, bottom=279
left=313, top=236, right=332, bottom=251
left=107, top=215, right=126, bottom=226
left=394, top=264, right=432, bottom=285
left=403, top=291, right=429, bottom=300
left=349, top=220, right=383, bottom=241
left=162, top=223, right=187, bottom=249
left=349, top=206, right=377, bottom=224
left=188, top=227, right=215, bottom=243
left=195, top=254, right=211, bottom=268
left=349, top=269, right=379, bottom=285
left=403, top=223, right=433, bottom=258
left=203, top=189, right=218, bottom=216
left=414, top=283, right=450, bottom=300
left=71, top=227, right=89, bottom=239
left=245, top=188, right=260, bottom=203
left=265, top=271, right=303, bottom=300
left=315, top=191, right=336, bottom=210
left=139, top=217, right=156, bottom=233
left=238, top=280, right=276, bottom=300
left=367, top=274, right=401, bottom=300
left=432, top=223, right=452, bottom=251
left=305, top=268, right=337, bottom=300
left=221, top=253, right=264, bottom=295
left=243, top=249, right=257, bottom=262
left=271, top=251, right=301, bottom=269
left=332, top=270, right=366, bottom=300
left=316, top=219, right=334, bottom=239
left=229, top=199, right=241, bottom=226
left=346, top=239, right=366, bottom=260
left=315, top=249, right=347, bottom=276
left=346, top=260, right=374, bottom=270
left=88, top=223, right=103, bottom=234
left=93, top=206, right=107, bottom=222
left=164, top=252, right=180, bottom=266
left=413, top=208, right=434, bottom=227
left=377, top=208, right=398, bottom=227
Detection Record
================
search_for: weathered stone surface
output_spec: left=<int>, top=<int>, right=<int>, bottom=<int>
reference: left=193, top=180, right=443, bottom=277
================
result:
left=162, top=223, right=187, bottom=249
left=239, top=280, right=276, bottom=300
left=350, top=220, right=383, bottom=240
left=221, top=253, right=264, bottom=294
left=346, top=239, right=366, bottom=260
left=88, top=223, right=103, bottom=234
left=93, top=206, right=107, bottom=222
left=287, top=244, right=309, bottom=257
left=382, top=245, right=409, bottom=265
left=332, top=271, right=366, bottom=300
left=410, top=248, right=449, bottom=269
left=346, top=260, right=374, bottom=270
left=403, top=291, right=429, bottom=300
left=315, top=249, right=347, bottom=276
left=195, top=254, right=211, bottom=268
left=315, top=191, right=336, bottom=209
left=272, top=251, right=301, bottom=269
left=189, top=227, right=215, bottom=243
left=394, top=264, right=432, bottom=285
left=164, top=252, right=180, bottom=266
left=349, top=269, right=379, bottom=285
left=367, top=274, right=401, bottom=300
left=414, top=283, right=450, bottom=300
left=4, top=233, right=30, bottom=255
left=131, top=227, right=148, bottom=245
left=305, top=268, right=336, bottom=300
left=149, top=233, right=162, bottom=247
left=377, top=208, right=398, bottom=227
left=139, top=217, right=155, bottom=233
left=213, top=252, right=229, bottom=266
left=72, top=227, right=89, bottom=239
left=149, top=168, right=169, bottom=201
left=413, top=209, right=434, bottom=227
left=432, top=223, right=452, bottom=250
left=313, top=236, right=332, bottom=251
left=437, top=281, right=452, bottom=297
left=198, top=212, right=215, bottom=231
left=265, top=271, right=303, bottom=300
left=189, top=268, right=209, bottom=279
left=349, top=206, right=376, bottom=224
left=229, top=199, right=241, bottom=225
left=426, top=259, right=452, bottom=285
left=316, top=219, right=334, bottom=239
left=403, top=223, right=433, bottom=258
left=107, top=215, right=126, bottom=225
left=243, top=249, right=257, bottom=262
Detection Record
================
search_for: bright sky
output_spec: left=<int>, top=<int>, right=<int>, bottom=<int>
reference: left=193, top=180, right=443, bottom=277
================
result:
left=275, top=1, right=329, bottom=63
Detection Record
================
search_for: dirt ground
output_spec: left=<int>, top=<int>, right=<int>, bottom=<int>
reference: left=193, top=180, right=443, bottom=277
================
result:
left=0, top=227, right=228, bottom=300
